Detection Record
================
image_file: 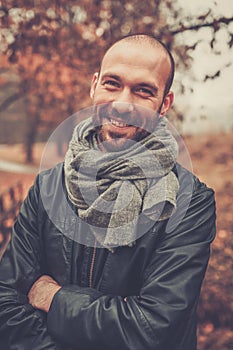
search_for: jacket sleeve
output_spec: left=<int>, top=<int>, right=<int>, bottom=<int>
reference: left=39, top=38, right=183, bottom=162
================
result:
left=47, top=179, right=216, bottom=350
left=0, top=176, right=62, bottom=350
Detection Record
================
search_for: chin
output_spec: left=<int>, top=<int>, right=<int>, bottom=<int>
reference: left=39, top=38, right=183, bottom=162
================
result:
left=98, top=128, right=150, bottom=152
left=101, top=138, right=134, bottom=152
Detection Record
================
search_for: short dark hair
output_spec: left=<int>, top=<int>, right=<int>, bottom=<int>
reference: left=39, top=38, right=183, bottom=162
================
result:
left=110, top=33, right=175, bottom=96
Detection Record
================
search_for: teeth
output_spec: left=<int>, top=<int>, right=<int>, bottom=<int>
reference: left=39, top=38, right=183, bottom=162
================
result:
left=110, top=119, right=128, bottom=127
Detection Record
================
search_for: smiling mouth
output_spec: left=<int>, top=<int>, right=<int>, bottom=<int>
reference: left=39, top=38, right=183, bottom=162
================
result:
left=110, top=118, right=130, bottom=128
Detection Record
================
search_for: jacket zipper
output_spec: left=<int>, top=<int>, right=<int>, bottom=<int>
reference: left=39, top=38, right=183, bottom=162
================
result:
left=89, top=240, right=97, bottom=288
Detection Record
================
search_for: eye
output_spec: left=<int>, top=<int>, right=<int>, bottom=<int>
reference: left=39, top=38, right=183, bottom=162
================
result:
left=135, top=87, right=154, bottom=97
left=103, top=80, right=121, bottom=89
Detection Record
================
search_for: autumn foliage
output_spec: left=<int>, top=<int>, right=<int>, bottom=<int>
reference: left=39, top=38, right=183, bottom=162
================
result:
left=0, top=0, right=232, bottom=161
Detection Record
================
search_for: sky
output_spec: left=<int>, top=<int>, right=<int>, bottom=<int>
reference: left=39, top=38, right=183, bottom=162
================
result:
left=173, top=0, right=233, bottom=134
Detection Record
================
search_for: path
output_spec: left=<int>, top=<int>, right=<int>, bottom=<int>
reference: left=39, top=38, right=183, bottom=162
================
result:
left=0, top=160, right=38, bottom=174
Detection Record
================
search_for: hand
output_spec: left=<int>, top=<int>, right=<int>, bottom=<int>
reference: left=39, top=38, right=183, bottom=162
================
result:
left=28, top=275, right=61, bottom=313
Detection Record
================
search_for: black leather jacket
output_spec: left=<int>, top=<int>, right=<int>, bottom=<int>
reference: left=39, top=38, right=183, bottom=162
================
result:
left=0, top=163, right=216, bottom=350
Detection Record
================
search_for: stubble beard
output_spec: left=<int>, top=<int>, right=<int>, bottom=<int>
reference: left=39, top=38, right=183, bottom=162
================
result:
left=94, top=102, right=163, bottom=152
left=97, top=125, right=151, bottom=152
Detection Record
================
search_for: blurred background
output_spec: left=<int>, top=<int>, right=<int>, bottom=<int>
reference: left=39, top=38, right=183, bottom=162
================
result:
left=0, top=1, right=232, bottom=349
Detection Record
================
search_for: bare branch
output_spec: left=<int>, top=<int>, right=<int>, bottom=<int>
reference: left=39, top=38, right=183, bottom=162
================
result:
left=203, top=70, right=220, bottom=82
left=171, top=16, right=233, bottom=35
left=0, top=92, right=22, bottom=113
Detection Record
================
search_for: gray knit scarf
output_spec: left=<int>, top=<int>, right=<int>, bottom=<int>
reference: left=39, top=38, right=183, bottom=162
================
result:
left=64, top=116, right=179, bottom=249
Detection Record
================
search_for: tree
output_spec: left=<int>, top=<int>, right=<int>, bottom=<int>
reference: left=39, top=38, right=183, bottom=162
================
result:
left=0, top=0, right=232, bottom=161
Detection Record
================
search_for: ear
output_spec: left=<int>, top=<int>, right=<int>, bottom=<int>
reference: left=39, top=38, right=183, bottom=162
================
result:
left=160, top=91, right=174, bottom=116
left=90, top=72, right=99, bottom=99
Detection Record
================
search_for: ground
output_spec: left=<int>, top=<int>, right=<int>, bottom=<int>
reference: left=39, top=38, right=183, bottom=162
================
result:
left=0, top=131, right=232, bottom=349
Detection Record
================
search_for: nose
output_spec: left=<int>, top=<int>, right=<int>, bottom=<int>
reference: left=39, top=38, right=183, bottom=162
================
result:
left=112, top=87, right=134, bottom=114
left=112, top=101, right=134, bottom=114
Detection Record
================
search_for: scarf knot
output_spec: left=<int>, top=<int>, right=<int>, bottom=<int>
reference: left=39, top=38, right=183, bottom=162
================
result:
left=64, top=116, right=179, bottom=249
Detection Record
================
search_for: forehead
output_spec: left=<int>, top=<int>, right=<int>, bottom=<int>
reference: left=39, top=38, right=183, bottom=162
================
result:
left=100, top=42, right=171, bottom=85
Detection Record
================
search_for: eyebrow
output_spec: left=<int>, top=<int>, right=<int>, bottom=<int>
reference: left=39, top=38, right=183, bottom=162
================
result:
left=101, top=73, right=121, bottom=82
left=101, top=73, right=159, bottom=94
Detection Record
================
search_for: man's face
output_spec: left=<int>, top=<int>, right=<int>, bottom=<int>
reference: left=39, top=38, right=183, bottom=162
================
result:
left=90, top=42, right=174, bottom=151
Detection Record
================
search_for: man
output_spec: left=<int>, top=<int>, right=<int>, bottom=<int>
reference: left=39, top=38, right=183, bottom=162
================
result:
left=0, top=34, right=216, bottom=349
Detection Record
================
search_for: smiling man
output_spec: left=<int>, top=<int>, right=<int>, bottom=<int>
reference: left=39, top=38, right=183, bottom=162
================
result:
left=0, top=34, right=216, bottom=350
left=91, top=36, right=174, bottom=151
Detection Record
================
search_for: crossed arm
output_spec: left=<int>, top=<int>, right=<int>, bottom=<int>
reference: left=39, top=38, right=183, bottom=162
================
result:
left=28, top=275, right=61, bottom=313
